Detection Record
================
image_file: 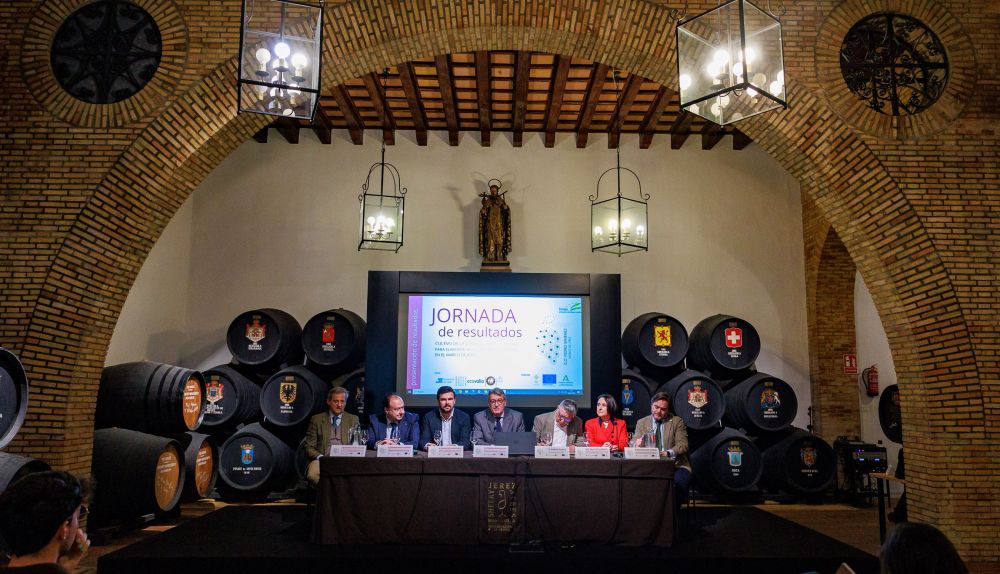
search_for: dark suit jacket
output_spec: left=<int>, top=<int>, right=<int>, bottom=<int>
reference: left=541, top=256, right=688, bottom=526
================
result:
left=304, top=410, right=360, bottom=459
left=471, top=409, right=525, bottom=444
left=366, top=412, right=420, bottom=448
left=420, top=408, right=472, bottom=450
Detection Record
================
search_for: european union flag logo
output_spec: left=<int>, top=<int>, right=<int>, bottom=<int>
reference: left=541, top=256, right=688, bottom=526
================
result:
left=542, top=374, right=557, bottom=385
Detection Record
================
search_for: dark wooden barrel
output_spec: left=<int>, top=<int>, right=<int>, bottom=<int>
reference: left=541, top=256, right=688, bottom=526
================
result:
left=686, top=315, right=761, bottom=376
left=96, top=362, right=206, bottom=434
left=334, top=367, right=374, bottom=422
left=621, top=313, right=689, bottom=377
left=879, top=384, right=903, bottom=443
left=226, top=309, right=303, bottom=371
left=199, top=364, right=262, bottom=432
left=91, top=428, right=185, bottom=524
left=619, top=369, right=654, bottom=431
left=302, top=309, right=367, bottom=374
left=656, top=369, right=725, bottom=430
left=0, top=347, right=29, bottom=450
left=218, top=422, right=293, bottom=497
left=294, top=438, right=309, bottom=480
left=260, top=366, right=330, bottom=427
left=723, top=372, right=798, bottom=434
left=176, top=432, right=218, bottom=501
left=0, top=452, right=51, bottom=493
left=757, top=428, right=835, bottom=495
left=689, top=427, right=763, bottom=493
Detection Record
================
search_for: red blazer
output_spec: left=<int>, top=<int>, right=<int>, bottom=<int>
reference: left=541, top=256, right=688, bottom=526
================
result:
left=585, top=417, right=628, bottom=451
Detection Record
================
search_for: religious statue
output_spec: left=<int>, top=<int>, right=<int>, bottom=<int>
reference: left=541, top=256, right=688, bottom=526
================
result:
left=478, top=179, right=512, bottom=270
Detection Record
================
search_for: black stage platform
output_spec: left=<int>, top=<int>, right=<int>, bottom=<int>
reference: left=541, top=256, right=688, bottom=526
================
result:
left=98, top=505, right=877, bottom=574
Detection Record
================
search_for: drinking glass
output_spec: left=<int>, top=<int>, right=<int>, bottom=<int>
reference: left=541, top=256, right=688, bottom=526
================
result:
left=627, top=432, right=635, bottom=447
left=358, top=428, right=368, bottom=446
left=538, top=433, right=551, bottom=447
left=433, top=430, right=442, bottom=447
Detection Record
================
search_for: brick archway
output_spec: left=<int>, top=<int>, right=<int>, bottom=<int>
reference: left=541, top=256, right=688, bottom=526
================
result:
left=5, top=0, right=994, bottom=559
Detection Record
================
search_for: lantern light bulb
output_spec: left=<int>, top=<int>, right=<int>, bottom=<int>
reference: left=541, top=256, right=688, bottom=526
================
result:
left=274, top=42, right=291, bottom=59
left=679, top=74, right=692, bottom=91
left=255, top=48, right=271, bottom=65
left=291, top=53, right=308, bottom=69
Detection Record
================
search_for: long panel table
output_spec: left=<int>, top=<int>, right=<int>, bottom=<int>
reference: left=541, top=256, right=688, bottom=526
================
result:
left=313, top=453, right=675, bottom=546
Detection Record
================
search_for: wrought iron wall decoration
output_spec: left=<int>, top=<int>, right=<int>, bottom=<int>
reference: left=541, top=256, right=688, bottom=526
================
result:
left=51, top=0, right=162, bottom=104
left=840, top=13, right=949, bottom=116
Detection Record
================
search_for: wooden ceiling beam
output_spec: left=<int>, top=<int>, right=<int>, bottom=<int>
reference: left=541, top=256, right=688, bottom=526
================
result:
left=545, top=54, right=572, bottom=148
left=701, top=122, right=724, bottom=150
left=669, top=110, right=696, bottom=150
left=252, top=126, right=269, bottom=143
left=362, top=72, right=395, bottom=146
left=275, top=117, right=300, bottom=144
left=435, top=54, right=460, bottom=146
left=475, top=51, right=492, bottom=147
left=332, top=84, right=364, bottom=145
left=512, top=51, right=531, bottom=147
left=608, top=73, right=642, bottom=149
left=397, top=62, right=428, bottom=146
left=733, top=128, right=753, bottom=150
left=311, top=106, right=332, bottom=144
left=576, top=63, right=610, bottom=148
left=639, top=86, right=672, bottom=149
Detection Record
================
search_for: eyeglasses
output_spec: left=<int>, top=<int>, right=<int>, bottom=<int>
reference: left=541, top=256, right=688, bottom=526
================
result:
left=556, top=412, right=573, bottom=423
left=488, top=399, right=505, bottom=405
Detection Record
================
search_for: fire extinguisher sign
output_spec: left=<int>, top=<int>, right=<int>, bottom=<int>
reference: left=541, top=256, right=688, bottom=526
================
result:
left=843, top=354, right=859, bottom=375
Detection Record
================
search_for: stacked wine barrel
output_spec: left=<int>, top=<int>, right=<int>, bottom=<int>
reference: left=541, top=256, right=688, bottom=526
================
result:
left=620, top=313, right=833, bottom=499
left=0, top=348, right=52, bottom=503
left=206, top=308, right=368, bottom=501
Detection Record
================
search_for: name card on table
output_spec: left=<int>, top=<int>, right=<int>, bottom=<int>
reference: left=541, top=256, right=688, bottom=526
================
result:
left=624, top=447, right=660, bottom=460
left=535, top=446, right=570, bottom=459
left=473, top=445, right=508, bottom=458
left=328, top=445, right=366, bottom=457
left=428, top=445, right=464, bottom=458
left=377, top=444, right=414, bottom=457
left=575, top=447, right=611, bottom=459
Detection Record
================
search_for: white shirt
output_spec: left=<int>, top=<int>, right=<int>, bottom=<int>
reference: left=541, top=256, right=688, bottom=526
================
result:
left=552, top=420, right=568, bottom=447
left=440, top=412, right=453, bottom=446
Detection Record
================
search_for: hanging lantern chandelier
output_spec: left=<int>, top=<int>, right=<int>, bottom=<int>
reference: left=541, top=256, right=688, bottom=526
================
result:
left=590, top=71, right=649, bottom=257
left=675, top=0, right=787, bottom=125
left=358, top=70, right=407, bottom=252
left=237, top=0, right=323, bottom=120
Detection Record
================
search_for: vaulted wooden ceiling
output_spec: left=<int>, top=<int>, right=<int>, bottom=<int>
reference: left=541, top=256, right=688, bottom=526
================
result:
left=254, top=51, right=753, bottom=151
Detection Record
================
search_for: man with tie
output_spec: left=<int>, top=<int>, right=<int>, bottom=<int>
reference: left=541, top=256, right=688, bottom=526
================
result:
left=633, top=391, right=692, bottom=505
left=367, top=393, right=420, bottom=448
left=304, top=386, right=359, bottom=485
left=471, top=388, right=525, bottom=445
left=420, top=385, right=472, bottom=450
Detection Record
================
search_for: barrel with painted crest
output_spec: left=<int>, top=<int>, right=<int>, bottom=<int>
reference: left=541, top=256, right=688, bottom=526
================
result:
left=227, top=308, right=304, bottom=371
left=686, top=315, right=761, bottom=376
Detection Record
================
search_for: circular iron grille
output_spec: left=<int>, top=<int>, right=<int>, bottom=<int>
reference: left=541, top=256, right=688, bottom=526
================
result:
left=840, top=13, right=948, bottom=116
left=51, top=0, right=162, bottom=104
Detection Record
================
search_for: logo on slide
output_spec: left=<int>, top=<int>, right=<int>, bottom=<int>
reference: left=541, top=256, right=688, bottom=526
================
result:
left=542, top=374, right=557, bottom=385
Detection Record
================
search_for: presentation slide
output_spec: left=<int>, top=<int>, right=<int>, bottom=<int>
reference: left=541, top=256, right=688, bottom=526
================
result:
left=400, top=294, right=587, bottom=400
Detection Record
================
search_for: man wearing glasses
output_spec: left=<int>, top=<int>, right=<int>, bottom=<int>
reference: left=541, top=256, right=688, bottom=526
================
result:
left=0, top=471, right=91, bottom=573
left=531, top=399, right=584, bottom=448
left=634, top=391, right=692, bottom=505
left=471, top=388, right=524, bottom=445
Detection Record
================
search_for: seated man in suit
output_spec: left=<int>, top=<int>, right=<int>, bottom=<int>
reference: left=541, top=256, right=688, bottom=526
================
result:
left=633, top=391, right=692, bottom=505
left=304, top=386, right=359, bottom=485
left=532, top=399, right=584, bottom=448
left=420, top=385, right=472, bottom=450
left=367, top=392, right=420, bottom=449
left=471, top=388, right=524, bottom=445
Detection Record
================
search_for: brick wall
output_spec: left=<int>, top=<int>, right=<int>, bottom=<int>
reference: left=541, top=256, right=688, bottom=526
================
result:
left=0, top=0, right=996, bottom=560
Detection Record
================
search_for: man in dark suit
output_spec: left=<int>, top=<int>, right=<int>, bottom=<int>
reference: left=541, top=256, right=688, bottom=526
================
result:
left=420, top=385, right=472, bottom=450
left=304, top=386, right=360, bottom=485
left=531, top=398, right=584, bottom=448
left=367, top=392, right=420, bottom=449
left=471, top=388, right=525, bottom=445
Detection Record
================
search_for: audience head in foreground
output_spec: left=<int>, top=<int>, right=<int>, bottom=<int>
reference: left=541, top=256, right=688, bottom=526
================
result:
left=0, top=471, right=91, bottom=573
left=880, top=522, right=968, bottom=574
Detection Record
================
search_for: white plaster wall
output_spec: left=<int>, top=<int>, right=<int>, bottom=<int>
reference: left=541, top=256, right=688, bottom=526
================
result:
left=109, top=129, right=809, bottom=426
left=855, top=272, right=902, bottom=472
left=105, top=198, right=194, bottom=365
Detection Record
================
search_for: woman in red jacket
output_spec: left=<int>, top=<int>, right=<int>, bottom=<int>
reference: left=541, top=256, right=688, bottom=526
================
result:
left=585, top=394, right=628, bottom=452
